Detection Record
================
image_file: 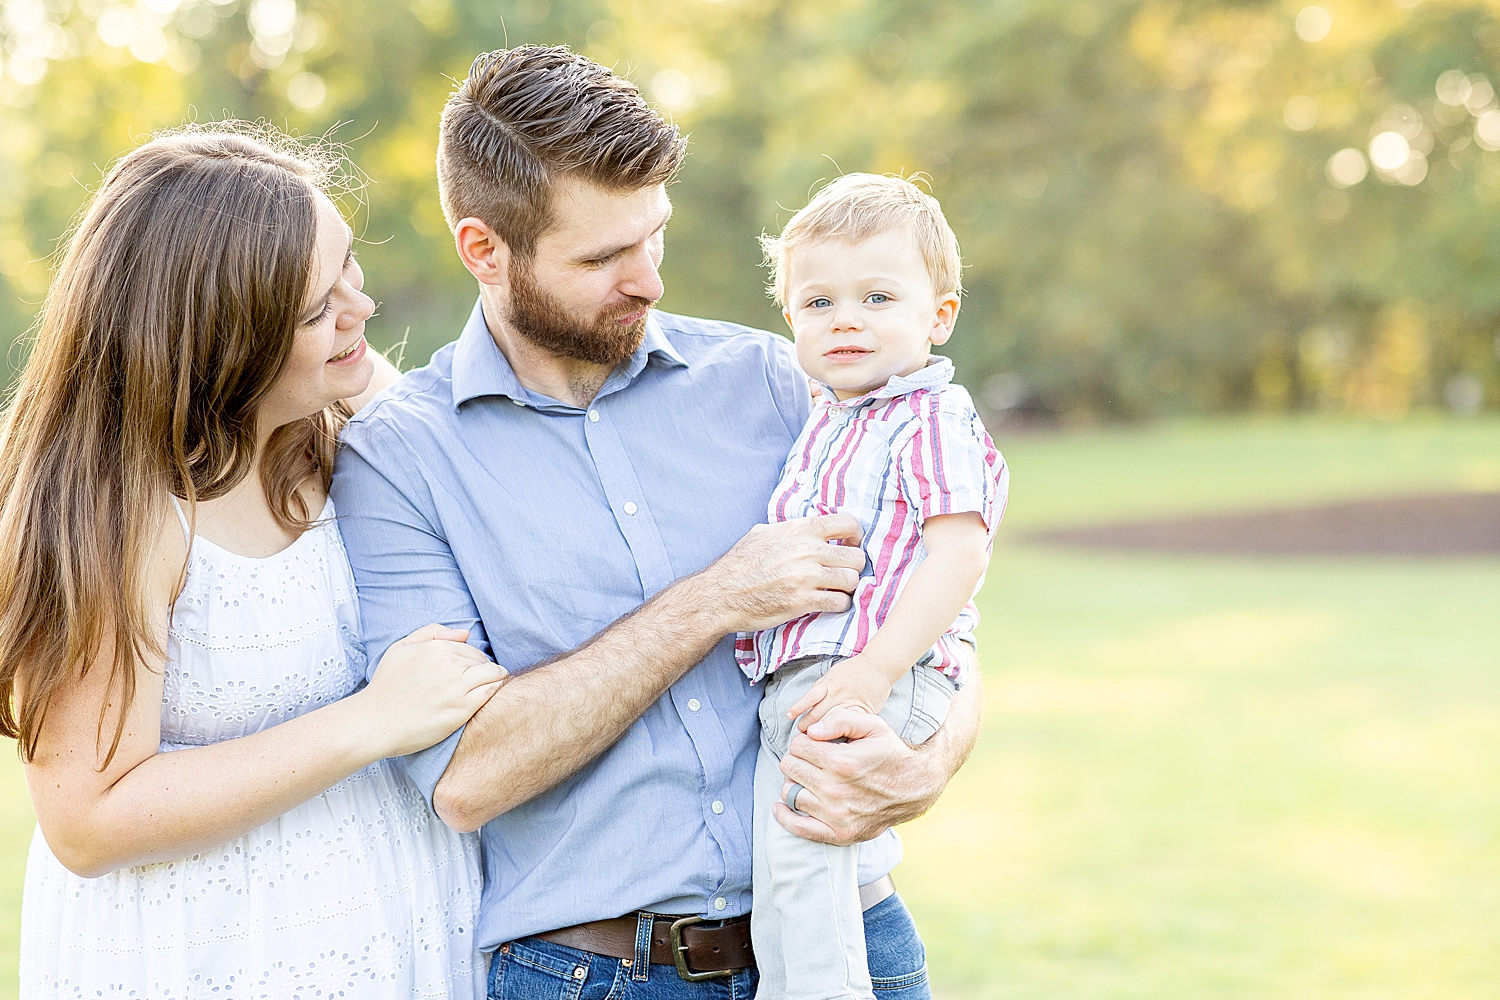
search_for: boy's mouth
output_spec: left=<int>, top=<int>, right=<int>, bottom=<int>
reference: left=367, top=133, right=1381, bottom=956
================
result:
left=824, top=346, right=872, bottom=361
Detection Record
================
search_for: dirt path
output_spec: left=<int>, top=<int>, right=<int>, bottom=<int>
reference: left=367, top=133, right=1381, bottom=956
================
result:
left=1030, top=492, right=1500, bottom=556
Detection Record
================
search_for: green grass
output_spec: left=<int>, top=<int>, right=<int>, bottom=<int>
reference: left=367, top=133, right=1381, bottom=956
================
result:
left=0, top=415, right=1497, bottom=996
left=900, top=415, right=1500, bottom=999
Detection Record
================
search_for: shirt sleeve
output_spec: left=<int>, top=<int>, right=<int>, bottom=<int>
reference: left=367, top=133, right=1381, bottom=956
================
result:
left=331, top=422, right=492, bottom=810
left=764, top=333, right=813, bottom=440
left=895, top=387, right=1010, bottom=536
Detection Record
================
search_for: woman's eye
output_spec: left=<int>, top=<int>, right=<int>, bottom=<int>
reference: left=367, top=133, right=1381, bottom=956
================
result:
left=304, top=300, right=333, bottom=327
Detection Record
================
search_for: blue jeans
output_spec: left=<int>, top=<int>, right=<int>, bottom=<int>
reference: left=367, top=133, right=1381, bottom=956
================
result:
left=487, top=893, right=930, bottom=1000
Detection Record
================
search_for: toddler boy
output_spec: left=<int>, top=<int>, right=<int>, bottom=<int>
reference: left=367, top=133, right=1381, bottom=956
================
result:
left=736, top=173, right=1009, bottom=1000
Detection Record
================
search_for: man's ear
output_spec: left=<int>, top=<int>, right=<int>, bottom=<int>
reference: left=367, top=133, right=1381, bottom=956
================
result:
left=454, top=217, right=512, bottom=290
left=928, top=292, right=961, bottom=347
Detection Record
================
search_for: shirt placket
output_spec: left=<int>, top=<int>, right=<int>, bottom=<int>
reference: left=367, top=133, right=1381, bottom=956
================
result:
left=581, top=393, right=746, bottom=915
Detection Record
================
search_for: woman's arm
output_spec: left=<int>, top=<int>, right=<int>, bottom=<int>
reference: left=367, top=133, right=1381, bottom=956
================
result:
left=23, top=522, right=503, bottom=878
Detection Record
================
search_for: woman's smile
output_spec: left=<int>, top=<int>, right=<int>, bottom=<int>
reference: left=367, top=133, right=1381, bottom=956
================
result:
left=327, top=335, right=366, bottom=366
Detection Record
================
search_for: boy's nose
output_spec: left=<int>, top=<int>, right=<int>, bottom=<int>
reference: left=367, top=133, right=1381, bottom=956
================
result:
left=831, top=306, right=863, bottom=331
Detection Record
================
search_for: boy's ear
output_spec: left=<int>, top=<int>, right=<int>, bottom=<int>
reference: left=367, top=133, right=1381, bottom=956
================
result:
left=783, top=307, right=794, bottom=331
left=928, top=292, right=961, bottom=347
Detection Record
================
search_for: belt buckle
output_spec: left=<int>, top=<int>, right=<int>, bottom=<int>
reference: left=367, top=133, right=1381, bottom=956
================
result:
left=669, top=915, right=734, bottom=982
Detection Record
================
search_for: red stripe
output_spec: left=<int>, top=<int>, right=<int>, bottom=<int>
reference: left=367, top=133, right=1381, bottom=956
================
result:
left=854, top=496, right=910, bottom=648
left=775, top=410, right=832, bottom=523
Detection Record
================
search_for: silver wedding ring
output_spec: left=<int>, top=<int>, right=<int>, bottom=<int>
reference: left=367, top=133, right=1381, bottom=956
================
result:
left=784, top=782, right=805, bottom=814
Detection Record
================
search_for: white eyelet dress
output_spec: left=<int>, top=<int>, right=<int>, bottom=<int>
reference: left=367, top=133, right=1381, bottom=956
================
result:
left=19, top=498, right=486, bottom=999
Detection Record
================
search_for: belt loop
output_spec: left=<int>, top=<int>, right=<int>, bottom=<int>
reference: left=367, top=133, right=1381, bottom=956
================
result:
left=632, top=912, right=652, bottom=982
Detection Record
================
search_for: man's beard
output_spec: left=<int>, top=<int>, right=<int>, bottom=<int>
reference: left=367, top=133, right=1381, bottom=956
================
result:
left=507, top=263, right=652, bottom=367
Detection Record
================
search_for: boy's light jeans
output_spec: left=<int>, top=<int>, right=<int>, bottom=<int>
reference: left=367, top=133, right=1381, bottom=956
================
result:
left=751, top=655, right=956, bottom=1000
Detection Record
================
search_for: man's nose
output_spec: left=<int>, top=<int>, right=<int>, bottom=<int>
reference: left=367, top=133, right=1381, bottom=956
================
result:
left=617, top=246, right=665, bottom=302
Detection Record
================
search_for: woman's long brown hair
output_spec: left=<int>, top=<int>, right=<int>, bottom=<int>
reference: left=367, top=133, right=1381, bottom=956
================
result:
left=0, top=123, right=353, bottom=767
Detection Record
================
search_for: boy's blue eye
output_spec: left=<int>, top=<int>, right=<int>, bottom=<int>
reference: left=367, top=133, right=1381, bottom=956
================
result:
left=867, top=293, right=889, bottom=304
left=810, top=297, right=832, bottom=309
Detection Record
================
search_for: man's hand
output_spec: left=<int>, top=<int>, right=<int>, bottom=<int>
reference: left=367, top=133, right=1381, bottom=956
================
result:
left=786, top=655, right=894, bottom=729
left=702, top=515, right=866, bottom=633
left=773, top=672, right=983, bottom=846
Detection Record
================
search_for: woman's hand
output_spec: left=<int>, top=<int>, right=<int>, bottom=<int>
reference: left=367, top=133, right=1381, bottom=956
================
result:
left=357, top=623, right=507, bottom=758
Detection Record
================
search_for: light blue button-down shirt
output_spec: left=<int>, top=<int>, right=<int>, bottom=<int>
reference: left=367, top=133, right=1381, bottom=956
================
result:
left=331, top=300, right=903, bottom=950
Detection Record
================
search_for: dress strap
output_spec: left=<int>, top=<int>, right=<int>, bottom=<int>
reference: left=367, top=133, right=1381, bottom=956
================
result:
left=168, top=495, right=192, bottom=542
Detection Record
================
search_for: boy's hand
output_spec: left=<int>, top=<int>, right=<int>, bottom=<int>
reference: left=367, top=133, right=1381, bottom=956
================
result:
left=788, top=655, right=894, bottom=730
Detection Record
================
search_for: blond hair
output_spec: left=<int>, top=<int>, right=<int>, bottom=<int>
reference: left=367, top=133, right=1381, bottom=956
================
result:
left=761, top=173, right=962, bottom=306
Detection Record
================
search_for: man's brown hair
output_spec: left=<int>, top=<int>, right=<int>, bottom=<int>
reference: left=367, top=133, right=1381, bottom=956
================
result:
left=437, top=46, right=687, bottom=260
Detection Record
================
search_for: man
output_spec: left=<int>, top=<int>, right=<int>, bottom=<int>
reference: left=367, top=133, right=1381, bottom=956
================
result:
left=332, top=45, right=983, bottom=1000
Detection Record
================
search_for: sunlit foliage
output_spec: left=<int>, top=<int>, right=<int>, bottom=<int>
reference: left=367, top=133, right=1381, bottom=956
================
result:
left=3, top=0, right=1499, bottom=421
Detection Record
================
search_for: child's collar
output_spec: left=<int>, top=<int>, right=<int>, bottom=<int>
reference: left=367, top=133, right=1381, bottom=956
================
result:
left=817, top=356, right=955, bottom=408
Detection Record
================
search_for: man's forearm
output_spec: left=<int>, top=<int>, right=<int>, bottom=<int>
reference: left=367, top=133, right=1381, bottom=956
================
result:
left=432, top=512, right=867, bottom=832
left=432, top=581, right=729, bottom=831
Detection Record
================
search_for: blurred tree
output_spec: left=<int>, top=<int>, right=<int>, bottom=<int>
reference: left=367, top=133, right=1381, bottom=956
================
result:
left=3, top=0, right=1500, bottom=421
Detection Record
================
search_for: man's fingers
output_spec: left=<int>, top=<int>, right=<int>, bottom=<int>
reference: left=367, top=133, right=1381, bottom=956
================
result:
left=802, top=588, right=852, bottom=615
left=779, top=737, right=834, bottom=784
left=809, top=513, right=864, bottom=545
left=805, top=704, right=885, bottom=743
left=816, top=566, right=860, bottom=593
left=815, top=543, right=867, bottom=572
left=772, top=801, right=840, bottom=844
left=780, top=778, right=823, bottom=817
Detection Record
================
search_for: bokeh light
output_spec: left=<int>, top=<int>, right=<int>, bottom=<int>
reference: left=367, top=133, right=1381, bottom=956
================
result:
left=1284, top=96, right=1318, bottom=131
left=1368, top=131, right=1411, bottom=171
left=1326, top=148, right=1369, bottom=187
left=1295, top=6, right=1332, bottom=42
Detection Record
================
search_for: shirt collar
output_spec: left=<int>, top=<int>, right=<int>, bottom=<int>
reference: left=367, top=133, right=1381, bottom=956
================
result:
left=819, top=355, right=955, bottom=408
left=450, top=298, right=688, bottom=410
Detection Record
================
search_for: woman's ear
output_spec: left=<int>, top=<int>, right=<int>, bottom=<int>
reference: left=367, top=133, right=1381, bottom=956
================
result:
left=454, top=217, right=512, bottom=292
left=928, top=292, right=961, bottom=347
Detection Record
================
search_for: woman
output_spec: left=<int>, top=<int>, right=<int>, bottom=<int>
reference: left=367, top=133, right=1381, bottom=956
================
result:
left=0, top=123, right=504, bottom=996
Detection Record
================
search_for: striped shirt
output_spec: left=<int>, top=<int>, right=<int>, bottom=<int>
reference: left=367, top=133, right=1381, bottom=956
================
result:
left=735, top=357, right=1009, bottom=685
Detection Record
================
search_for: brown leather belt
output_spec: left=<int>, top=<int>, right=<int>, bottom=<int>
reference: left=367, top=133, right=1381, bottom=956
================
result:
left=534, top=912, right=752, bottom=981
left=527, top=875, right=896, bottom=982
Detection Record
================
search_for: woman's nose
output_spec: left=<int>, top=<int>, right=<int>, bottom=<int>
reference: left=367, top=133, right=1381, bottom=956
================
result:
left=343, top=288, right=376, bottom=326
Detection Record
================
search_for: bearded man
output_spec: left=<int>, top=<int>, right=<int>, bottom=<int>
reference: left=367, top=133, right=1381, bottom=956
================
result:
left=332, top=45, right=983, bottom=1000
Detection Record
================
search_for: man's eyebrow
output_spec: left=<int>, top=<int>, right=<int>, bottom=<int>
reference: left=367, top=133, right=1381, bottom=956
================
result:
left=301, top=232, right=354, bottom=322
left=574, top=206, right=673, bottom=263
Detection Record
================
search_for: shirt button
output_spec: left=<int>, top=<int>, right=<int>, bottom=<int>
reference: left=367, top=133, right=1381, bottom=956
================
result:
left=714, top=897, right=726, bottom=911
left=712, top=800, right=724, bottom=814
left=687, top=698, right=701, bottom=711
left=623, top=502, right=638, bottom=515
left=588, top=409, right=600, bottom=422
left=512, top=398, right=526, bottom=407
left=795, top=470, right=811, bottom=484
